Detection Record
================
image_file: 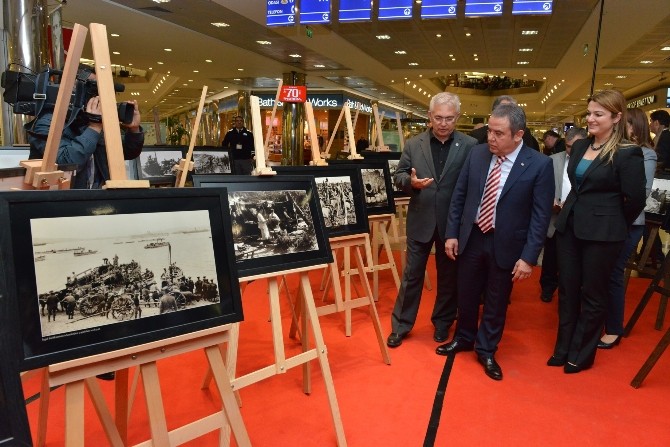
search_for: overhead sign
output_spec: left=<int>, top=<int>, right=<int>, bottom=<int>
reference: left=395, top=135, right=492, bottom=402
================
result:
left=421, top=0, right=458, bottom=19
left=339, top=0, right=372, bottom=22
left=266, top=0, right=296, bottom=27
left=627, top=95, right=657, bottom=109
left=512, top=0, right=553, bottom=15
left=279, top=85, right=307, bottom=103
left=300, top=0, right=331, bottom=25
left=464, top=0, right=503, bottom=17
left=378, top=0, right=413, bottom=21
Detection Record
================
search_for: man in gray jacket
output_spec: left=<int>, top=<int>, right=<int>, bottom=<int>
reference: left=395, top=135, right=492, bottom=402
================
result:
left=388, top=92, right=477, bottom=347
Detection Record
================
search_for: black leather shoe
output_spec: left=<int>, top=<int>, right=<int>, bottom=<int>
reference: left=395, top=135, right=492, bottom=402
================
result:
left=540, top=293, right=553, bottom=303
left=386, top=333, right=404, bottom=348
left=563, top=362, right=582, bottom=374
left=435, top=339, right=474, bottom=356
left=597, top=336, right=621, bottom=349
left=478, top=355, right=503, bottom=381
left=96, top=372, right=115, bottom=381
left=433, top=328, right=451, bottom=343
left=547, top=355, right=566, bottom=367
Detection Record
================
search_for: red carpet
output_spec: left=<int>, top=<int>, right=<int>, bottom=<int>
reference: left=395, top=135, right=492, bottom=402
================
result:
left=23, top=251, right=670, bottom=446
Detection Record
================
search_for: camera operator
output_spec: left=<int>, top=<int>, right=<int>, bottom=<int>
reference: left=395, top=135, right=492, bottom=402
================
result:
left=26, top=65, right=144, bottom=189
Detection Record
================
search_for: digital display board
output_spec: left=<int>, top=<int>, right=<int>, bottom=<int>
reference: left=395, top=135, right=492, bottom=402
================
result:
left=339, top=0, right=372, bottom=22
left=378, top=0, right=414, bottom=21
left=512, top=0, right=553, bottom=15
left=300, top=0, right=331, bottom=24
left=421, top=0, right=458, bottom=19
left=464, top=0, right=503, bottom=17
left=266, top=0, right=296, bottom=26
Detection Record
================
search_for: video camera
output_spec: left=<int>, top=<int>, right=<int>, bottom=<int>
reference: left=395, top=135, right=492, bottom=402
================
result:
left=0, top=64, right=134, bottom=126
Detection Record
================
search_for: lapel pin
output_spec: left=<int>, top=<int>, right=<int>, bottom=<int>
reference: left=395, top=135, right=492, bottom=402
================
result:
left=521, top=163, right=525, bottom=166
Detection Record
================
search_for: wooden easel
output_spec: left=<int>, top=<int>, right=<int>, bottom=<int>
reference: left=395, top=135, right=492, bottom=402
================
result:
left=368, top=214, right=401, bottom=301
left=311, top=234, right=391, bottom=364
left=174, top=86, right=208, bottom=187
left=47, top=326, right=249, bottom=446
left=324, top=105, right=362, bottom=161
left=392, top=196, right=432, bottom=290
left=630, top=325, right=670, bottom=388
left=624, top=248, right=670, bottom=337
left=201, top=265, right=348, bottom=446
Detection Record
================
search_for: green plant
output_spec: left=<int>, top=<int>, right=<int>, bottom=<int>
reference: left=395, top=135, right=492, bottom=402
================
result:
left=165, top=117, right=190, bottom=145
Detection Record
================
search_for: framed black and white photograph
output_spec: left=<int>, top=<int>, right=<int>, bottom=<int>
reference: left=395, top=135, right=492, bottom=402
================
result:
left=645, top=175, right=670, bottom=220
left=0, top=188, right=242, bottom=370
left=361, top=150, right=406, bottom=197
left=192, top=175, right=333, bottom=277
left=330, top=159, right=396, bottom=215
left=192, top=146, right=232, bottom=174
left=273, top=165, right=369, bottom=238
left=137, top=145, right=185, bottom=185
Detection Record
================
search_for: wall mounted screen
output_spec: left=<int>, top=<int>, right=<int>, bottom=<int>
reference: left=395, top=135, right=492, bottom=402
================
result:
left=464, top=0, right=503, bottom=17
left=421, top=0, right=458, bottom=19
left=339, top=0, right=372, bottom=22
left=512, top=0, right=553, bottom=15
left=300, top=0, right=331, bottom=24
left=267, top=0, right=296, bottom=26
left=378, top=0, right=414, bottom=20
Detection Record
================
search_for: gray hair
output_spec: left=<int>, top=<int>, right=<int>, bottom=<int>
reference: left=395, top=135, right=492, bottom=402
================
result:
left=430, top=92, right=461, bottom=113
left=565, top=126, right=587, bottom=141
left=490, top=103, right=526, bottom=134
left=492, top=95, right=517, bottom=111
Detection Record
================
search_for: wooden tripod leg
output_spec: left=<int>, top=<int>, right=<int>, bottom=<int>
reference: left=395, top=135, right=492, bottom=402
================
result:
left=204, top=345, right=251, bottom=447
left=380, top=220, right=401, bottom=290
left=64, top=381, right=85, bottom=447
left=343, top=245, right=353, bottom=336
left=299, top=273, right=347, bottom=447
left=114, top=368, right=130, bottom=444
left=354, top=245, right=391, bottom=365
left=630, top=326, right=670, bottom=388
left=36, top=368, right=50, bottom=447
left=624, top=256, right=670, bottom=336
left=84, top=378, right=124, bottom=446
left=140, top=362, right=170, bottom=446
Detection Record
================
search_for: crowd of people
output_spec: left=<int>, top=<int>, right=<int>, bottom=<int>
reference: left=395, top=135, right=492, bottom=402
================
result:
left=389, top=91, right=657, bottom=382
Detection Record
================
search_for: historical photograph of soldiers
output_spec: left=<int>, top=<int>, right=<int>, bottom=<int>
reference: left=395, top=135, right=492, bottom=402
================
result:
left=31, top=210, right=221, bottom=339
left=193, top=150, right=232, bottom=174
left=361, top=168, right=389, bottom=208
left=138, top=149, right=183, bottom=178
left=315, top=176, right=357, bottom=229
left=646, top=178, right=670, bottom=215
left=228, top=189, right=319, bottom=261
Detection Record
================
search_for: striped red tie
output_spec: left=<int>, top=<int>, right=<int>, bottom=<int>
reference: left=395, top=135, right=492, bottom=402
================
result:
left=477, top=156, right=506, bottom=233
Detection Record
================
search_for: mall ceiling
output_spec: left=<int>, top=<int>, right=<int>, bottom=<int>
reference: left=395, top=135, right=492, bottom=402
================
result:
left=59, top=0, right=670, bottom=124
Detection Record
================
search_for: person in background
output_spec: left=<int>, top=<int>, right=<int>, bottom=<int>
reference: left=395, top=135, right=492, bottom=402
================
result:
left=387, top=92, right=477, bottom=348
left=539, top=127, right=588, bottom=302
left=469, top=95, right=540, bottom=151
left=356, top=135, right=369, bottom=153
left=437, top=103, right=554, bottom=381
left=542, top=129, right=566, bottom=155
left=222, top=115, right=255, bottom=175
left=27, top=65, right=143, bottom=189
left=650, top=109, right=670, bottom=170
left=599, top=107, right=657, bottom=349
left=548, top=90, right=646, bottom=373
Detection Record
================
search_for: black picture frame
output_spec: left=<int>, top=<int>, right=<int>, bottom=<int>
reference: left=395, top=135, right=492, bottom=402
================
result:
left=273, top=165, right=370, bottom=238
left=192, top=175, right=333, bottom=277
left=361, top=151, right=407, bottom=198
left=136, top=145, right=186, bottom=185
left=0, top=188, right=242, bottom=371
left=645, top=173, right=670, bottom=222
left=329, top=159, right=396, bottom=215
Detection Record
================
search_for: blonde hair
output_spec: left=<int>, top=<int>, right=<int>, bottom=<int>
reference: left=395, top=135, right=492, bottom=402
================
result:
left=587, top=90, right=633, bottom=163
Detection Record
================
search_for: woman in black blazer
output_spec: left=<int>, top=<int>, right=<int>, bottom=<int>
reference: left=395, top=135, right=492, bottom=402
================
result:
left=548, top=90, right=646, bottom=373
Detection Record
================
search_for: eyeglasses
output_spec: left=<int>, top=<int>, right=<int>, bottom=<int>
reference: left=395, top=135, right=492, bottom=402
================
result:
left=432, top=115, right=458, bottom=124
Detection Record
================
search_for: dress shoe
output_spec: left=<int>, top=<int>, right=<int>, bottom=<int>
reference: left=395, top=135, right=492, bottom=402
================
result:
left=563, top=362, right=582, bottom=374
left=478, top=355, right=503, bottom=381
left=597, top=335, right=621, bottom=349
left=540, top=293, right=553, bottom=303
left=435, top=339, right=474, bottom=356
left=386, top=333, right=404, bottom=348
left=546, top=355, right=566, bottom=367
left=96, top=372, right=115, bottom=381
left=433, top=327, right=451, bottom=343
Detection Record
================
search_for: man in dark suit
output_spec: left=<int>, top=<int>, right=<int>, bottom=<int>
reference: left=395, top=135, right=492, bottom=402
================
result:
left=650, top=109, right=670, bottom=170
left=470, top=95, right=540, bottom=151
left=436, top=103, right=554, bottom=381
left=387, top=92, right=477, bottom=348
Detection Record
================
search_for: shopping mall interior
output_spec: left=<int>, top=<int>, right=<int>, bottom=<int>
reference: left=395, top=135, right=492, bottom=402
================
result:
left=2, top=1, right=670, bottom=446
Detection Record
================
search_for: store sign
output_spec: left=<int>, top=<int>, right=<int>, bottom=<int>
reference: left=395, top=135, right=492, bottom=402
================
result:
left=266, top=0, right=296, bottom=26
left=345, top=98, right=373, bottom=113
left=627, top=95, right=656, bottom=108
left=279, top=85, right=307, bottom=103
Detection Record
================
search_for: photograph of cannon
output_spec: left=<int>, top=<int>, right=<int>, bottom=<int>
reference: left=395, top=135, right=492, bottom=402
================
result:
left=192, top=148, right=232, bottom=174
left=0, top=188, right=242, bottom=370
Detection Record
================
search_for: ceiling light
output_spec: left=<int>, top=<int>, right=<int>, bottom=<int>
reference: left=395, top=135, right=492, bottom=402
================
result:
left=211, top=22, right=230, bottom=27
left=517, top=61, right=529, bottom=65
left=408, top=62, right=419, bottom=66
left=451, top=58, right=456, bottom=61
left=188, top=79, right=193, bottom=82
left=111, top=33, right=120, bottom=37
left=641, top=60, right=653, bottom=64
left=616, top=75, right=627, bottom=79
left=256, top=40, right=271, bottom=45
left=164, top=48, right=172, bottom=52
left=314, top=64, right=325, bottom=68
left=436, top=34, right=442, bottom=38
left=193, top=70, right=199, bottom=72
left=474, top=58, right=479, bottom=61
left=662, top=47, right=670, bottom=51
left=233, top=78, right=241, bottom=81
left=395, top=50, right=407, bottom=54
left=112, top=51, right=120, bottom=55
left=519, top=48, right=533, bottom=52
left=465, top=32, right=471, bottom=37
left=376, top=35, right=391, bottom=40
left=290, top=54, right=302, bottom=58
left=473, top=53, right=478, bottom=57
left=521, top=30, right=538, bottom=35
left=237, top=68, right=244, bottom=71
left=152, top=0, right=171, bottom=3
left=157, top=61, right=164, bottom=64
left=604, top=82, right=613, bottom=86
left=183, top=83, right=187, bottom=86
left=205, top=59, right=212, bottom=63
